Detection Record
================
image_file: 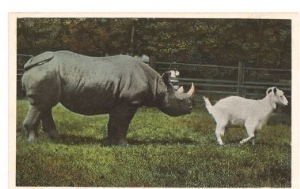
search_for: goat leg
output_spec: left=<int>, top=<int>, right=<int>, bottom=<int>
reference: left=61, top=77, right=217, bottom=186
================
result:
left=240, top=122, right=256, bottom=144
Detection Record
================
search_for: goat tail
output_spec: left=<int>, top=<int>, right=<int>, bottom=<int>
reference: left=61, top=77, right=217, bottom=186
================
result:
left=203, top=96, right=213, bottom=114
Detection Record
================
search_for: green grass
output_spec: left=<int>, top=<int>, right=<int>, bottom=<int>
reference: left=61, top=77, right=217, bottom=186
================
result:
left=16, top=100, right=291, bottom=187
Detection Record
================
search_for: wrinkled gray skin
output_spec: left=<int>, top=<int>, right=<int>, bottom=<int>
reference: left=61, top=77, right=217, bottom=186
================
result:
left=22, top=51, right=195, bottom=146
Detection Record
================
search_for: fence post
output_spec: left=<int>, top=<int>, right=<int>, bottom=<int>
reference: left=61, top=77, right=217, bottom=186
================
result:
left=149, top=56, right=156, bottom=70
left=237, top=61, right=245, bottom=96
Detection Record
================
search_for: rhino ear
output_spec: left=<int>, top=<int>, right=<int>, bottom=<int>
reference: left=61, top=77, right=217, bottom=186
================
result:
left=162, top=71, right=173, bottom=88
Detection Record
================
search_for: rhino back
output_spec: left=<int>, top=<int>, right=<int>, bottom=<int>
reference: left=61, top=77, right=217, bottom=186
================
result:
left=55, top=51, right=160, bottom=115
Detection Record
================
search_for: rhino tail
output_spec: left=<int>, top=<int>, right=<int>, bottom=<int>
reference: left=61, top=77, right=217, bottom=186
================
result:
left=24, top=51, right=54, bottom=71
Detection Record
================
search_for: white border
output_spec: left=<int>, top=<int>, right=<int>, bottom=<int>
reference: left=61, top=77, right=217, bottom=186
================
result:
left=3, top=2, right=300, bottom=189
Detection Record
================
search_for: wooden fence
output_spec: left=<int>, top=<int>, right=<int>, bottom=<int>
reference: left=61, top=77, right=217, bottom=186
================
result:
left=149, top=56, right=291, bottom=104
left=17, top=54, right=291, bottom=106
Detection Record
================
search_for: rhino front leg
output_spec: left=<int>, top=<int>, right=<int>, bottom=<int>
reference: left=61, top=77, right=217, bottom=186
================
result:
left=23, top=105, right=41, bottom=142
left=107, top=106, right=137, bottom=146
left=41, top=110, right=61, bottom=142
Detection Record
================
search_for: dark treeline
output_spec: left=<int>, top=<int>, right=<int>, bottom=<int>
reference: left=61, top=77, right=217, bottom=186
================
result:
left=17, top=18, right=291, bottom=69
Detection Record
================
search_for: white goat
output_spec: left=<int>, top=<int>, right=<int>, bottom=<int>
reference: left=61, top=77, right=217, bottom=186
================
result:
left=203, top=87, right=288, bottom=145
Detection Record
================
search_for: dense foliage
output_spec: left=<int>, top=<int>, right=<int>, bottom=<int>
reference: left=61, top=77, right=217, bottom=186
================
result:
left=17, top=18, right=291, bottom=68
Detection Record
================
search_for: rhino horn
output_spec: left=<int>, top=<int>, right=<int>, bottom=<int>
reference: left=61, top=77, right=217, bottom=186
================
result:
left=187, top=83, right=195, bottom=97
left=177, top=86, right=184, bottom=93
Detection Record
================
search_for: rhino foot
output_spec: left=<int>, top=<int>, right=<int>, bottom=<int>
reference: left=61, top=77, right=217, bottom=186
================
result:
left=27, top=131, right=37, bottom=143
left=49, top=134, right=62, bottom=143
left=42, top=129, right=61, bottom=143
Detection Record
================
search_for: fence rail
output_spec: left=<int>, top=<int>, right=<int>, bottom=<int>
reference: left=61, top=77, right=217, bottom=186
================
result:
left=151, top=57, right=291, bottom=102
left=155, top=61, right=291, bottom=72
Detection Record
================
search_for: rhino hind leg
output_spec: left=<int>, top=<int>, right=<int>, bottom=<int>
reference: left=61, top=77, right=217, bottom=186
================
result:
left=106, top=106, right=137, bottom=146
left=23, top=105, right=42, bottom=142
left=41, top=110, right=61, bottom=142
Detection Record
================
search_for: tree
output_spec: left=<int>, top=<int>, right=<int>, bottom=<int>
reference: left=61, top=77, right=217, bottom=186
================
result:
left=17, top=18, right=291, bottom=69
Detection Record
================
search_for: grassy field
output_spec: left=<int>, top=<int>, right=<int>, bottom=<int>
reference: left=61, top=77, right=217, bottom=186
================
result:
left=16, top=100, right=291, bottom=187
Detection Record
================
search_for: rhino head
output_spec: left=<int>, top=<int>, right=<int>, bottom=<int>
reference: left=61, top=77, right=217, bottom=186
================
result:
left=157, top=71, right=195, bottom=116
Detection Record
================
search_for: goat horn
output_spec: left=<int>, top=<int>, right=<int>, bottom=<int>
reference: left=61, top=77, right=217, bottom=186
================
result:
left=187, top=83, right=195, bottom=97
left=266, top=87, right=274, bottom=95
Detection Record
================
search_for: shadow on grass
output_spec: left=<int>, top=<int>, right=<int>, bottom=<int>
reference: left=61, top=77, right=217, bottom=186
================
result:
left=59, top=134, right=104, bottom=145
left=59, top=134, right=197, bottom=146
left=127, top=138, right=197, bottom=146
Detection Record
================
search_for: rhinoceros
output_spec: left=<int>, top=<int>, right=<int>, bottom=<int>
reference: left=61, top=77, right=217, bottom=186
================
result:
left=22, top=51, right=195, bottom=146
